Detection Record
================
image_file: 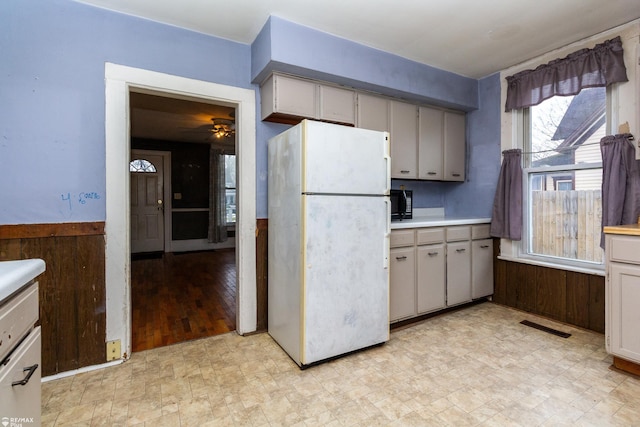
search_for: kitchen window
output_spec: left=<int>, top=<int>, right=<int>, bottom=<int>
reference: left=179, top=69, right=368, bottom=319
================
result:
left=522, top=87, right=606, bottom=267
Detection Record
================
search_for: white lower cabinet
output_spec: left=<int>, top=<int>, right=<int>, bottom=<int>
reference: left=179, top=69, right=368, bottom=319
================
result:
left=417, top=244, right=446, bottom=313
left=389, top=229, right=417, bottom=322
left=605, top=233, right=640, bottom=365
left=446, top=240, right=471, bottom=306
left=390, top=223, right=493, bottom=323
left=472, top=239, right=494, bottom=299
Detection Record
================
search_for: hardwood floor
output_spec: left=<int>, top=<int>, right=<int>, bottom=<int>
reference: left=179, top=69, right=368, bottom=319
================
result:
left=131, top=249, right=236, bottom=352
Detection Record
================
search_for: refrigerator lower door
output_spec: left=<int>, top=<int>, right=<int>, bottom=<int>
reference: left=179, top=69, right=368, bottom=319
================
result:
left=301, top=194, right=390, bottom=365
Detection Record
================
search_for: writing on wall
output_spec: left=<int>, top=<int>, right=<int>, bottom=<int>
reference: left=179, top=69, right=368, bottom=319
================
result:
left=59, top=192, right=101, bottom=218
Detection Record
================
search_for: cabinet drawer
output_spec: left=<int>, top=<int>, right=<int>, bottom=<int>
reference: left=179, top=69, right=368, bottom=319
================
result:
left=417, top=228, right=445, bottom=245
left=0, top=283, right=38, bottom=362
left=609, top=235, right=640, bottom=265
left=390, top=230, right=415, bottom=248
left=0, top=326, right=41, bottom=425
left=472, top=224, right=491, bottom=240
left=446, top=226, right=471, bottom=242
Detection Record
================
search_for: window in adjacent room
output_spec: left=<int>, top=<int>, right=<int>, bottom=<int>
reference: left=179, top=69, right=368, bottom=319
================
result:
left=523, top=86, right=606, bottom=266
left=224, top=154, right=236, bottom=224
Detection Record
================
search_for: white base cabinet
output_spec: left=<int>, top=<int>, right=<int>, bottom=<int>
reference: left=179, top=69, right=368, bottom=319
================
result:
left=472, top=238, right=494, bottom=299
left=390, top=246, right=416, bottom=322
left=605, top=232, right=640, bottom=364
left=417, top=244, right=446, bottom=314
left=389, top=223, right=492, bottom=323
left=446, top=240, right=471, bottom=306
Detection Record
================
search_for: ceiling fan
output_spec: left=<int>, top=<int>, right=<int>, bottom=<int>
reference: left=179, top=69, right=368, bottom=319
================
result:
left=211, top=118, right=235, bottom=139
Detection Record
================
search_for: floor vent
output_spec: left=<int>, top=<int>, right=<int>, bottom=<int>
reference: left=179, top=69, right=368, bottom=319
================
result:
left=520, top=320, right=571, bottom=338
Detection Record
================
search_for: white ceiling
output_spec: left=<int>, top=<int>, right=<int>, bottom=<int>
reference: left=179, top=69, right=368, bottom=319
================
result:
left=78, top=0, right=640, bottom=79
left=78, top=0, right=640, bottom=144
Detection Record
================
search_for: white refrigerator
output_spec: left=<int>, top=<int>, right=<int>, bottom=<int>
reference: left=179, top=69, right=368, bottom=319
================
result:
left=268, top=119, right=391, bottom=368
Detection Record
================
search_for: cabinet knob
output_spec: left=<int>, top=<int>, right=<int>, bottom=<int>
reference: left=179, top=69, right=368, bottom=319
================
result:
left=428, top=252, right=439, bottom=256
left=480, top=245, right=490, bottom=249
left=456, top=248, right=466, bottom=253
left=395, top=255, right=408, bottom=261
left=400, top=170, right=411, bottom=174
left=452, top=173, right=461, bottom=177
left=427, top=172, right=437, bottom=175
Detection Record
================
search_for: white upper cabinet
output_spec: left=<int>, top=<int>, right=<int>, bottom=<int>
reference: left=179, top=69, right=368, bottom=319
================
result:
left=261, top=73, right=466, bottom=181
left=390, top=100, right=418, bottom=179
left=418, top=106, right=444, bottom=180
left=319, top=85, right=355, bottom=124
left=443, top=111, right=466, bottom=181
left=419, top=107, right=466, bottom=182
left=260, top=73, right=355, bottom=125
left=356, top=93, right=389, bottom=132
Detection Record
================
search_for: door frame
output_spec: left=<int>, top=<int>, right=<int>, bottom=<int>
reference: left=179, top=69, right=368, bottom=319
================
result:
left=105, top=63, right=257, bottom=359
left=130, top=149, right=172, bottom=253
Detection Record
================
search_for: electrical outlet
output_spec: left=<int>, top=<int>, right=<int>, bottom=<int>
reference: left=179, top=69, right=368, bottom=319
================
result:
left=106, top=340, right=121, bottom=361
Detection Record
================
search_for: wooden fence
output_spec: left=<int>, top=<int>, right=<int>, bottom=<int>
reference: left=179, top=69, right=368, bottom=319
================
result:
left=531, top=190, right=604, bottom=263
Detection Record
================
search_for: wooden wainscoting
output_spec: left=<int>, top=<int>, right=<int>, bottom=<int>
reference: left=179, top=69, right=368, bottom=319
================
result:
left=1, top=220, right=270, bottom=376
left=492, top=238, right=605, bottom=333
left=0, top=222, right=106, bottom=376
left=256, top=218, right=268, bottom=332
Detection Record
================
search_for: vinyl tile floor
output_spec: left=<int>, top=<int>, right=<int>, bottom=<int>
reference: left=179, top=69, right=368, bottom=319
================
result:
left=42, top=302, right=640, bottom=426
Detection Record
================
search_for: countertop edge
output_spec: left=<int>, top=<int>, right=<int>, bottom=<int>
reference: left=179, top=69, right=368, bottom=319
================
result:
left=391, top=217, right=491, bottom=229
left=603, top=224, right=640, bottom=236
left=0, top=259, right=46, bottom=304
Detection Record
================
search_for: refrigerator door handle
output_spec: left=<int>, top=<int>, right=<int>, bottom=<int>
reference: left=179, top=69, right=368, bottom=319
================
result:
left=384, top=199, right=391, bottom=270
left=384, top=139, right=391, bottom=193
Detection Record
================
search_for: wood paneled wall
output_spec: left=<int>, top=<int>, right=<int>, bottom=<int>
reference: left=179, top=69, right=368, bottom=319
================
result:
left=256, top=219, right=268, bottom=332
left=492, top=238, right=605, bottom=333
left=1, top=220, right=271, bottom=375
left=0, top=222, right=106, bottom=376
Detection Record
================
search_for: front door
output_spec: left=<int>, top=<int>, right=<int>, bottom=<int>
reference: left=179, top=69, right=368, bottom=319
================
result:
left=130, top=150, right=165, bottom=253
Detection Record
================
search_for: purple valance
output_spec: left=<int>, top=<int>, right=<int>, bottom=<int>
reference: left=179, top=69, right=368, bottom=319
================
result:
left=505, top=36, right=628, bottom=112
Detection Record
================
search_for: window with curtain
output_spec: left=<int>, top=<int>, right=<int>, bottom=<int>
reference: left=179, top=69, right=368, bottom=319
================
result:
left=494, top=35, right=628, bottom=270
left=523, top=87, right=606, bottom=266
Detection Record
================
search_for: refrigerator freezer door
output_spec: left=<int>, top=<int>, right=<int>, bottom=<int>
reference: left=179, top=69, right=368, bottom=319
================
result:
left=301, top=194, right=390, bottom=365
left=302, top=120, right=390, bottom=196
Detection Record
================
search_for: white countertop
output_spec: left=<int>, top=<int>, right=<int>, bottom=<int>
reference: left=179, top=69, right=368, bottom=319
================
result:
left=391, top=216, right=491, bottom=229
left=0, top=259, right=46, bottom=304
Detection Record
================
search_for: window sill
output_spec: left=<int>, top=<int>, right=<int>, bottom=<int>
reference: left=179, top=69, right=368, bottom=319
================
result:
left=497, top=254, right=605, bottom=277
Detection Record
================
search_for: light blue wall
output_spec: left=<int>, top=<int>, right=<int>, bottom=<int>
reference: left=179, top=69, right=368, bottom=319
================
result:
left=1, top=1, right=500, bottom=224
left=444, top=73, right=502, bottom=217
left=252, top=17, right=478, bottom=111
left=0, top=0, right=258, bottom=224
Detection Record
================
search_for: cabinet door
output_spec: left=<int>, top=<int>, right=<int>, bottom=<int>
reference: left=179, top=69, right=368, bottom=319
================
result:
left=390, top=100, right=418, bottom=179
left=0, top=327, right=41, bottom=426
left=357, top=93, right=389, bottom=132
left=472, top=239, right=494, bottom=299
left=417, top=244, right=446, bottom=314
left=609, top=263, right=640, bottom=363
left=390, top=247, right=416, bottom=321
left=319, top=85, right=355, bottom=125
left=443, top=111, right=465, bottom=181
left=446, top=241, right=471, bottom=306
left=418, top=106, right=443, bottom=180
left=274, top=75, right=317, bottom=118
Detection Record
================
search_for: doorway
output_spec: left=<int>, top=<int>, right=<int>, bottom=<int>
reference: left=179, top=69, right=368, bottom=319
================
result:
left=105, top=63, right=257, bottom=360
left=128, top=94, right=239, bottom=351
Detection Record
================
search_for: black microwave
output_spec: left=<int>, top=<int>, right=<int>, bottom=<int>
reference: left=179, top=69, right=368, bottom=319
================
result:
left=390, top=189, right=412, bottom=221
